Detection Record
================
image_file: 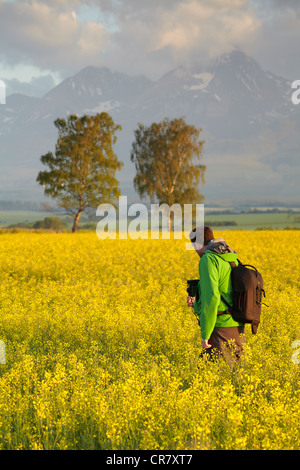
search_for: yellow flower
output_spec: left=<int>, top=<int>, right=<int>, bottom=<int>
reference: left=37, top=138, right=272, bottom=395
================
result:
left=0, top=230, right=299, bottom=449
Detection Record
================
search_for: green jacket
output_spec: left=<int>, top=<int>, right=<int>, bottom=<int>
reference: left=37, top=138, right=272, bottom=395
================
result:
left=194, top=248, right=244, bottom=340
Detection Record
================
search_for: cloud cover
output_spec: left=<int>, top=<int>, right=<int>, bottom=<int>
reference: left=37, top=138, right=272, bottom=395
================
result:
left=0, top=1, right=107, bottom=70
left=0, top=0, right=299, bottom=88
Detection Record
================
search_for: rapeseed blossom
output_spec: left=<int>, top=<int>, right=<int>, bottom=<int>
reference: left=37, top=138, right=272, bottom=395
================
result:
left=0, top=230, right=299, bottom=449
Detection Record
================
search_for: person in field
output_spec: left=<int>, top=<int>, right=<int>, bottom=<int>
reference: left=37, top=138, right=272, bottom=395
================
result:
left=187, top=226, right=245, bottom=365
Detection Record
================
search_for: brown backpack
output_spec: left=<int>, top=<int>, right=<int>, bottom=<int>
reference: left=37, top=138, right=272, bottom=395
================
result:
left=220, top=260, right=267, bottom=334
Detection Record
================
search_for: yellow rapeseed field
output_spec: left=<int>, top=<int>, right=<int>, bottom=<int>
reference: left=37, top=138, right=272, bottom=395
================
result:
left=0, top=229, right=299, bottom=450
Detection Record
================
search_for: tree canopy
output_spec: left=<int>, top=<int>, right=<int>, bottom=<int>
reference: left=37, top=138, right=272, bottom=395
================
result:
left=130, top=117, right=205, bottom=228
left=131, top=117, right=205, bottom=205
left=37, top=113, right=123, bottom=232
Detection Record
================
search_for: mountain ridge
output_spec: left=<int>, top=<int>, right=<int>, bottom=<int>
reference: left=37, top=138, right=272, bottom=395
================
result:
left=0, top=50, right=299, bottom=205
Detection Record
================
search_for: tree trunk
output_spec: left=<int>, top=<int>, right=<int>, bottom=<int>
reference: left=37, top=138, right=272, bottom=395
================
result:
left=72, top=210, right=82, bottom=232
left=169, top=211, right=174, bottom=232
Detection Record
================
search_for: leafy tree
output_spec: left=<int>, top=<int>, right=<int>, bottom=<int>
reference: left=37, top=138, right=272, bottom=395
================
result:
left=37, top=113, right=123, bottom=232
left=130, top=117, right=205, bottom=229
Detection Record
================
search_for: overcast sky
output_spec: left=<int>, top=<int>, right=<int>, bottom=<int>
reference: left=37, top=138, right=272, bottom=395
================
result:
left=1, top=0, right=300, bottom=96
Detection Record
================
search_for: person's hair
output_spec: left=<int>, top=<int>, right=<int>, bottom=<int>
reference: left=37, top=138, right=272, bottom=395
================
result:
left=189, top=226, right=214, bottom=246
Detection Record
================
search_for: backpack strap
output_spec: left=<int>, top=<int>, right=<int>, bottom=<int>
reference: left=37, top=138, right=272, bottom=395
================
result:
left=252, top=321, right=259, bottom=335
left=217, top=296, right=231, bottom=316
left=217, top=309, right=230, bottom=316
left=228, top=261, right=237, bottom=268
left=217, top=258, right=238, bottom=315
left=220, top=296, right=231, bottom=309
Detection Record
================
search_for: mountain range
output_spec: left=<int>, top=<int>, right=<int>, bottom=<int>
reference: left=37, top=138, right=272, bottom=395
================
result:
left=0, top=50, right=299, bottom=206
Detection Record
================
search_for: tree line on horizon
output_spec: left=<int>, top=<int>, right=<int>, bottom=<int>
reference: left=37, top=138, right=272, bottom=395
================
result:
left=36, top=112, right=206, bottom=232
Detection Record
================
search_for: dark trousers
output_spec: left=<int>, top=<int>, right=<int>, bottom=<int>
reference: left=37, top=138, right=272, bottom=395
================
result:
left=202, top=326, right=245, bottom=366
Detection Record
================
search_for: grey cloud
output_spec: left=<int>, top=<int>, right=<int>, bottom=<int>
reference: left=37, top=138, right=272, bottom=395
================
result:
left=265, top=0, right=300, bottom=10
left=247, top=5, right=300, bottom=80
left=6, top=74, right=57, bottom=97
left=0, top=0, right=299, bottom=83
left=0, top=0, right=109, bottom=73
left=99, top=0, right=262, bottom=78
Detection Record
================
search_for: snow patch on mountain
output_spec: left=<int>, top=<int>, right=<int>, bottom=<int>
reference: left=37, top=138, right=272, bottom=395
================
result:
left=84, top=100, right=121, bottom=114
left=184, top=73, right=214, bottom=91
